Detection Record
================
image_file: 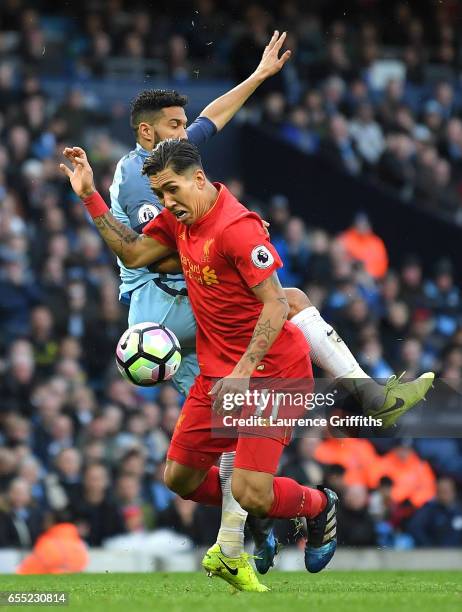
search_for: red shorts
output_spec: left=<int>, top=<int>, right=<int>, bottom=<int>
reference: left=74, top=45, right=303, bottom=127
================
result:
left=167, top=355, right=313, bottom=474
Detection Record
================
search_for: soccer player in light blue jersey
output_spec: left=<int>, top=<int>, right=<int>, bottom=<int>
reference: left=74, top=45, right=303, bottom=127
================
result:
left=111, top=89, right=216, bottom=394
left=111, top=31, right=291, bottom=397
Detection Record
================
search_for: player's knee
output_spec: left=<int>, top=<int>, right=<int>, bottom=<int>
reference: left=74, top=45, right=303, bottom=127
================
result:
left=285, top=287, right=312, bottom=319
left=163, top=462, right=202, bottom=497
left=163, top=463, right=183, bottom=494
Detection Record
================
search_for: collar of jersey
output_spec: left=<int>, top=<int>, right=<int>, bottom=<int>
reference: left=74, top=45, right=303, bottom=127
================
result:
left=135, top=142, right=152, bottom=157
left=188, top=182, right=226, bottom=230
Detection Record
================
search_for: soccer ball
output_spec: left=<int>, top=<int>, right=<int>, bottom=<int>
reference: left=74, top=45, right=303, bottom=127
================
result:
left=115, top=322, right=182, bottom=386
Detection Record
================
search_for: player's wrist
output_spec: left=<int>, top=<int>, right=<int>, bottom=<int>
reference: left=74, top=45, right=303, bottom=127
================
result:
left=232, top=363, right=254, bottom=378
left=81, top=188, right=96, bottom=199
left=251, top=69, right=267, bottom=85
left=82, top=190, right=109, bottom=218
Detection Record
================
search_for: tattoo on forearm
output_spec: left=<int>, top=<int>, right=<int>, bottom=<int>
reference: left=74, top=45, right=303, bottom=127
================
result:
left=235, top=272, right=289, bottom=373
left=94, top=213, right=140, bottom=259
left=241, top=316, right=279, bottom=367
left=252, top=319, right=277, bottom=341
left=240, top=309, right=287, bottom=368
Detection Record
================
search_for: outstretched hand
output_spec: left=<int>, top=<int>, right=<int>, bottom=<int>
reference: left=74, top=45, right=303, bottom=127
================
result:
left=254, top=30, right=292, bottom=80
left=209, top=375, right=250, bottom=415
left=59, top=146, right=96, bottom=199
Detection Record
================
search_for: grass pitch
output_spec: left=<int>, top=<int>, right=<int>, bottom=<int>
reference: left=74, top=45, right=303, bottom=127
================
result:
left=1, top=571, right=461, bottom=612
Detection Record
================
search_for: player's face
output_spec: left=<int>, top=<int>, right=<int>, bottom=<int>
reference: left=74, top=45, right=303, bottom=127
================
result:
left=149, top=166, right=206, bottom=226
left=153, top=107, right=188, bottom=145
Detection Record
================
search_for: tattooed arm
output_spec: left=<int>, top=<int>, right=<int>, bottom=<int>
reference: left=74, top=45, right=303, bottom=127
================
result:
left=210, top=271, right=288, bottom=412
left=59, top=146, right=174, bottom=268
left=149, top=253, right=182, bottom=274
left=92, top=214, right=173, bottom=268
left=233, top=272, right=289, bottom=377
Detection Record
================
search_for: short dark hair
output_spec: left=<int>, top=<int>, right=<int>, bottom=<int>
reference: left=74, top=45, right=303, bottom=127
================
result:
left=142, top=138, right=203, bottom=177
left=130, top=89, right=188, bottom=133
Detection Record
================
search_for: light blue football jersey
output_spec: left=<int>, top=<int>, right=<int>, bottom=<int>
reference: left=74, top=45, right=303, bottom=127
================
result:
left=110, top=115, right=217, bottom=301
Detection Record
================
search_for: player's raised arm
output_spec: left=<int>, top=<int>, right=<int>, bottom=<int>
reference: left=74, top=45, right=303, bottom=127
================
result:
left=59, top=147, right=175, bottom=269
left=200, top=30, right=291, bottom=131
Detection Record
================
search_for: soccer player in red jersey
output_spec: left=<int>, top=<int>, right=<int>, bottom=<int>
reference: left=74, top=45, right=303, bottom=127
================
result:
left=60, top=140, right=339, bottom=586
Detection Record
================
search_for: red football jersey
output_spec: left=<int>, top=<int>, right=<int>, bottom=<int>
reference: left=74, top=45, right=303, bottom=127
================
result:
left=143, top=183, right=309, bottom=377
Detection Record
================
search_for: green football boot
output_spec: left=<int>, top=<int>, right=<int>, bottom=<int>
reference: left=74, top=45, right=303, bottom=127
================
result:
left=202, top=543, right=269, bottom=592
left=365, top=372, right=435, bottom=428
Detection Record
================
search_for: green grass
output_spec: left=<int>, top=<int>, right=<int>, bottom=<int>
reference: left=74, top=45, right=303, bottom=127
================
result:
left=0, top=571, right=461, bottom=612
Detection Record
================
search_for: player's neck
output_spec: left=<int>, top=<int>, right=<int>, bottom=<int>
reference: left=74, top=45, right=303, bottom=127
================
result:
left=201, top=182, right=219, bottom=215
left=190, top=182, right=219, bottom=224
left=137, top=137, right=153, bottom=152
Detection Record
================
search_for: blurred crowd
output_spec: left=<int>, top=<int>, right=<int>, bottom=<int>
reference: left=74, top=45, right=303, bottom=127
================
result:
left=1, top=0, right=462, bottom=555
left=2, top=0, right=462, bottom=221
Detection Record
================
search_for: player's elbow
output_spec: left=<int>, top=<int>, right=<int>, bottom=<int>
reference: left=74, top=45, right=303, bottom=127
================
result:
left=262, top=298, right=289, bottom=326
left=277, top=298, right=290, bottom=321
left=200, top=111, right=222, bottom=131
left=123, top=247, right=151, bottom=269
left=123, top=254, right=141, bottom=269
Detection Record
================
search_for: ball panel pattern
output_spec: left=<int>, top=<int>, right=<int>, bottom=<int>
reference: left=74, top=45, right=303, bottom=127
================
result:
left=115, top=322, right=182, bottom=386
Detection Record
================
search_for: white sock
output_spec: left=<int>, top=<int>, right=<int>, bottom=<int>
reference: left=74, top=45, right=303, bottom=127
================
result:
left=291, top=306, right=369, bottom=379
left=217, top=451, right=247, bottom=558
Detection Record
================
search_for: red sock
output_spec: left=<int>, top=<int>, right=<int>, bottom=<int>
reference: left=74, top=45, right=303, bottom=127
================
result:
left=183, top=466, right=222, bottom=506
left=268, top=477, right=327, bottom=519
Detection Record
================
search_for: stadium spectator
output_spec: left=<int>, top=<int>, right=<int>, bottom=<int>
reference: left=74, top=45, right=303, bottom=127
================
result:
left=0, top=450, right=20, bottom=494
left=406, top=477, right=462, bottom=547
left=0, top=478, right=44, bottom=548
left=16, top=509, right=89, bottom=574
left=156, top=496, right=220, bottom=547
left=314, top=437, right=378, bottom=487
left=17, top=456, right=46, bottom=509
left=70, top=463, right=125, bottom=546
left=413, top=439, right=462, bottom=483
left=323, top=464, right=347, bottom=502
left=367, top=441, right=437, bottom=508
left=398, top=256, right=425, bottom=311
left=319, top=114, right=362, bottom=176
left=337, top=484, right=377, bottom=547
left=147, top=460, right=176, bottom=514
left=369, top=476, right=396, bottom=522
left=267, top=194, right=291, bottom=241
left=377, top=133, right=415, bottom=199
left=423, top=259, right=461, bottom=338
left=0, top=257, right=41, bottom=342
left=272, top=217, right=310, bottom=287
left=1, top=340, right=37, bottom=414
left=339, top=213, right=389, bottom=279
left=349, top=102, right=385, bottom=167
left=115, top=473, right=155, bottom=532
left=281, top=107, right=318, bottom=153
left=281, top=438, right=324, bottom=487
left=44, top=448, right=82, bottom=511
